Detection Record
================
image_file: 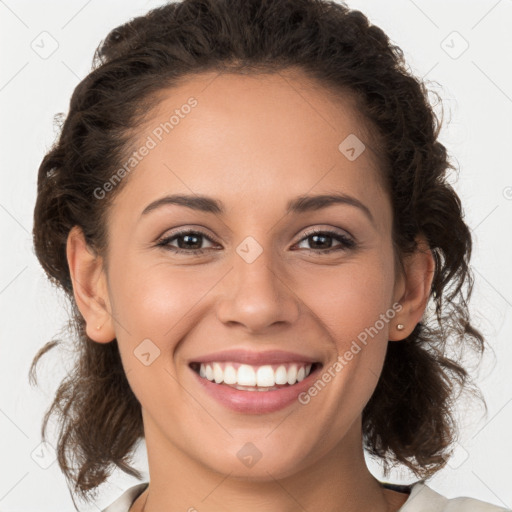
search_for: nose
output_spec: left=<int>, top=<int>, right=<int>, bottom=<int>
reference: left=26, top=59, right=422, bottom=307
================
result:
left=216, top=245, right=300, bottom=334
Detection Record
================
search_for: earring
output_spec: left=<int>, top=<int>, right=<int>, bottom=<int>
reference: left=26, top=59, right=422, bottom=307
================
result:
left=96, top=324, right=102, bottom=330
left=396, top=323, right=404, bottom=331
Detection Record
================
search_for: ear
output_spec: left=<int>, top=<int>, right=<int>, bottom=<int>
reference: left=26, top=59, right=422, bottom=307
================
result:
left=66, top=225, right=116, bottom=343
left=389, top=233, right=435, bottom=341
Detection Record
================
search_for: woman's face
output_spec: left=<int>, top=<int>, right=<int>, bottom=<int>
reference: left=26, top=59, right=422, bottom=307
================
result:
left=98, top=71, right=405, bottom=479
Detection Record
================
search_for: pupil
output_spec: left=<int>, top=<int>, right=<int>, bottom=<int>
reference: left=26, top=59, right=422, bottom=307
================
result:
left=311, top=234, right=330, bottom=249
left=180, top=234, right=200, bottom=249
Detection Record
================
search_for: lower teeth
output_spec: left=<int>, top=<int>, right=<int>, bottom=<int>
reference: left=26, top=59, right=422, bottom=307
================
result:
left=233, top=384, right=277, bottom=392
left=222, top=382, right=290, bottom=392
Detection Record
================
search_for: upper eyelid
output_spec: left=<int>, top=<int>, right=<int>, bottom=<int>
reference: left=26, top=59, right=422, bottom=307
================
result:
left=158, top=228, right=220, bottom=245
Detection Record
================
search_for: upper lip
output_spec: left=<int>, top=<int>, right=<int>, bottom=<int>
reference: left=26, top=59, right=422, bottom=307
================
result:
left=189, top=349, right=320, bottom=366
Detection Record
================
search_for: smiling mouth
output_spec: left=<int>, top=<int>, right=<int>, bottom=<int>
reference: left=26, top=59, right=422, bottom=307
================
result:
left=189, top=361, right=322, bottom=391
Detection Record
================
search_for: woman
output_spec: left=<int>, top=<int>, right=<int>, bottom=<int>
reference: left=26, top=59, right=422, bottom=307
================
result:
left=29, top=0, right=510, bottom=511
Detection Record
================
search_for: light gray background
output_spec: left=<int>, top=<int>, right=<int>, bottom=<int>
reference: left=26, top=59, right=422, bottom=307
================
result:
left=1, top=0, right=511, bottom=510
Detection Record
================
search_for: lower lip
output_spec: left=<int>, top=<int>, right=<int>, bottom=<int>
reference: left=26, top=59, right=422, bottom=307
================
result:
left=190, top=365, right=321, bottom=414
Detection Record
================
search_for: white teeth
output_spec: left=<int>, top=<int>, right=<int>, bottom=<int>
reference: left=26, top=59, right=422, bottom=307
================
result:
left=213, top=362, right=223, bottom=384
left=256, top=365, right=275, bottom=387
left=233, top=384, right=279, bottom=392
left=287, top=365, right=297, bottom=385
left=223, top=364, right=237, bottom=384
left=197, top=362, right=315, bottom=388
left=237, top=364, right=256, bottom=386
left=275, top=365, right=288, bottom=385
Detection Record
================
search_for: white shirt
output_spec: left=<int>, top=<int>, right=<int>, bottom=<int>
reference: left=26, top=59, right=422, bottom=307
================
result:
left=101, top=481, right=511, bottom=511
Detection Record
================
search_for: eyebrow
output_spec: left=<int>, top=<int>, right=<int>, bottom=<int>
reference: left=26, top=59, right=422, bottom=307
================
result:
left=140, top=193, right=375, bottom=225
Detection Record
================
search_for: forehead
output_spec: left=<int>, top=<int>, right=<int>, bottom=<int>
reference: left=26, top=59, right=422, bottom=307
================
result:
left=109, top=70, right=390, bottom=231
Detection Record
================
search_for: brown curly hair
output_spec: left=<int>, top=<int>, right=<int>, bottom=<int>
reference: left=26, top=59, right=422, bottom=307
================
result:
left=29, top=0, right=488, bottom=505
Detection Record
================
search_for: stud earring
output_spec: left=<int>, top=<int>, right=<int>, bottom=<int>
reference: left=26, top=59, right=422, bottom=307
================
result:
left=96, top=324, right=102, bottom=330
left=396, top=323, right=404, bottom=331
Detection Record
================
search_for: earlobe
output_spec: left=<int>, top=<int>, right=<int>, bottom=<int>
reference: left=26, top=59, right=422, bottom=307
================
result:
left=66, top=226, right=115, bottom=343
left=390, top=233, right=435, bottom=341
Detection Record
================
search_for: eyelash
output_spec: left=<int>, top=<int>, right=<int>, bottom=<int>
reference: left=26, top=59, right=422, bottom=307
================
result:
left=155, top=228, right=356, bottom=255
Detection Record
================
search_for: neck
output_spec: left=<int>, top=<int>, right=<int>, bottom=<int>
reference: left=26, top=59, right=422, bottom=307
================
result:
left=133, top=415, right=401, bottom=512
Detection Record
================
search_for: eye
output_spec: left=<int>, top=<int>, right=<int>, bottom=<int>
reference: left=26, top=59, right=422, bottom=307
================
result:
left=156, top=230, right=219, bottom=255
left=155, top=227, right=356, bottom=256
left=293, top=229, right=356, bottom=254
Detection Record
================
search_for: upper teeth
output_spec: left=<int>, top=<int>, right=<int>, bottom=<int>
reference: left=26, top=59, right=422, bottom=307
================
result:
left=198, top=362, right=313, bottom=387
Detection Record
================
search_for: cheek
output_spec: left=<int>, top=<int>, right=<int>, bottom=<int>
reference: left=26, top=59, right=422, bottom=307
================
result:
left=297, top=254, right=395, bottom=344
left=109, top=257, right=206, bottom=334
left=107, top=259, right=209, bottom=408
left=294, top=253, right=395, bottom=409
left=107, top=256, right=228, bottom=374
left=294, top=257, right=395, bottom=421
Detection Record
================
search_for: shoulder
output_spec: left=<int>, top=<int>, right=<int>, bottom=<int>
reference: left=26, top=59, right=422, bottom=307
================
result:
left=101, top=482, right=149, bottom=512
left=400, top=482, right=511, bottom=512
left=102, top=480, right=510, bottom=512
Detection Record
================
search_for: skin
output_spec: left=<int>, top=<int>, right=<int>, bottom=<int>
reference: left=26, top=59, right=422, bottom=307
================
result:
left=67, top=70, right=435, bottom=512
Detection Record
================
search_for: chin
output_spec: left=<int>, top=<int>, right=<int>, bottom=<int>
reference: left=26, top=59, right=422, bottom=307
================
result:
left=193, top=436, right=316, bottom=481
